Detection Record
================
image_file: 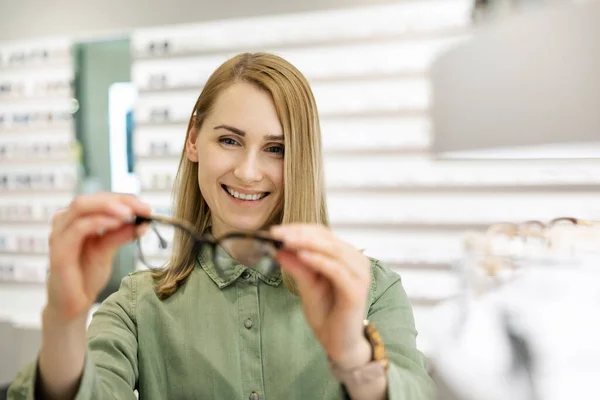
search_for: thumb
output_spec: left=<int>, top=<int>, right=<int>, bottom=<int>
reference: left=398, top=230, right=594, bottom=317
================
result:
left=84, top=224, right=146, bottom=268
left=95, top=223, right=147, bottom=251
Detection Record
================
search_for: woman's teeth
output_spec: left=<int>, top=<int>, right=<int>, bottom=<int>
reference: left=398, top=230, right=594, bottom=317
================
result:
left=225, top=186, right=267, bottom=201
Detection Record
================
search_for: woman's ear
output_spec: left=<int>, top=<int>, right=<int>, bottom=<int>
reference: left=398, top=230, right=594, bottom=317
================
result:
left=185, top=128, right=199, bottom=163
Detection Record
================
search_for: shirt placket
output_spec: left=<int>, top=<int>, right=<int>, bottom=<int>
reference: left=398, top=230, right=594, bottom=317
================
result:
left=238, top=270, right=265, bottom=400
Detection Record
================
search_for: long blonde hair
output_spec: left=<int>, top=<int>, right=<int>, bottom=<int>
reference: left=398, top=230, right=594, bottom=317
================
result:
left=152, top=52, right=329, bottom=299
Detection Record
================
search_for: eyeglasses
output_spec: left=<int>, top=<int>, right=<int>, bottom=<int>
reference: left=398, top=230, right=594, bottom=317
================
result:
left=133, top=215, right=284, bottom=272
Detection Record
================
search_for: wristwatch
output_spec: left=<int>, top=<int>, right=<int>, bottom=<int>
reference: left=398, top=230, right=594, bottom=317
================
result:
left=328, top=320, right=389, bottom=387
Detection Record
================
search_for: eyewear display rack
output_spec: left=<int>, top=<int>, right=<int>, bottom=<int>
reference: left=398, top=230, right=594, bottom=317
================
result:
left=130, top=0, right=600, bottom=354
left=0, top=37, right=78, bottom=288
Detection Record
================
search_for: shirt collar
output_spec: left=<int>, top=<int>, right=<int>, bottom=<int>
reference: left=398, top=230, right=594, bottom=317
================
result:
left=197, top=243, right=282, bottom=289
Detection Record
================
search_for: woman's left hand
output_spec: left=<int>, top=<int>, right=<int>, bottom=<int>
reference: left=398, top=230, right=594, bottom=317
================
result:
left=270, top=224, right=373, bottom=369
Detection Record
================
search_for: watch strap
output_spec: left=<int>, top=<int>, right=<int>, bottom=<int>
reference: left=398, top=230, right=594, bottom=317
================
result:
left=328, top=320, right=389, bottom=388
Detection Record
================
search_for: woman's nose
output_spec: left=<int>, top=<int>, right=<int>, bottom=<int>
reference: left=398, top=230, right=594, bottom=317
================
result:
left=233, top=152, right=263, bottom=184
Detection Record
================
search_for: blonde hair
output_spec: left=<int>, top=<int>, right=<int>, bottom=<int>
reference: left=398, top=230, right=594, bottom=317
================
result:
left=152, top=52, right=329, bottom=299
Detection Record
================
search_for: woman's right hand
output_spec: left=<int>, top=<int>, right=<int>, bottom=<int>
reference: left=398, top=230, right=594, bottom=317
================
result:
left=46, top=192, right=151, bottom=323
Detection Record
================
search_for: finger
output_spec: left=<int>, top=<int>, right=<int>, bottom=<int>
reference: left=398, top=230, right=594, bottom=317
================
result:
left=276, top=250, right=330, bottom=309
left=79, top=224, right=148, bottom=284
left=270, top=224, right=338, bottom=259
left=50, top=215, right=126, bottom=271
left=336, top=241, right=372, bottom=278
left=53, top=193, right=151, bottom=234
left=295, top=250, right=364, bottom=305
left=272, top=223, right=367, bottom=279
left=93, top=223, right=148, bottom=252
left=276, top=250, right=320, bottom=289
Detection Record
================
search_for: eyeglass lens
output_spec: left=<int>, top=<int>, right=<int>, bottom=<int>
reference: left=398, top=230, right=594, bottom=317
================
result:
left=137, top=220, right=279, bottom=271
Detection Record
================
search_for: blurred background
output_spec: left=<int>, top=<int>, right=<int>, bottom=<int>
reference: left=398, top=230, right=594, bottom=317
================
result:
left=1, top=0, right=599, bottom=398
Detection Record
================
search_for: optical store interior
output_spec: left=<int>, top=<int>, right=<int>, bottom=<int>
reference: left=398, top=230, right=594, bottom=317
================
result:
left=1, top=0, right=599, bottom=399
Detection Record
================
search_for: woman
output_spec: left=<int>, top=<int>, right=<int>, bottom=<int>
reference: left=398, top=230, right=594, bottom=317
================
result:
left=8, top=53, right=433, bottom=399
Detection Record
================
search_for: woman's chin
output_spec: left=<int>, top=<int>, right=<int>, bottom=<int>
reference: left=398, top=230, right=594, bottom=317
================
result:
left=228, top=217, right=267, bottom=233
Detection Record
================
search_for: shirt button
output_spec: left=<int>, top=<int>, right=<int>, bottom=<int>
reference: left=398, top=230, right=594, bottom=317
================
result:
left=244, top=318, right=253, bottom=329
left=241, top=271, right=251, bottom=279
left=249, top=392, right=259, bottom=400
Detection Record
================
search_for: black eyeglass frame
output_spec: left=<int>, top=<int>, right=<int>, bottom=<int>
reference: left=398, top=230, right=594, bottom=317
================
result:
left=133, top=214, right=284, bottom=270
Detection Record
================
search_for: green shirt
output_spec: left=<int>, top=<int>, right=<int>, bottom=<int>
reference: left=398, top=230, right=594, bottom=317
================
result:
left=9, top=250, right=434, bottom=400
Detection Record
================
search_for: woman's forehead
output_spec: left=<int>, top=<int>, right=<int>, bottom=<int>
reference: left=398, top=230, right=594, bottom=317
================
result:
left=207, top=82, right=283, bottom=138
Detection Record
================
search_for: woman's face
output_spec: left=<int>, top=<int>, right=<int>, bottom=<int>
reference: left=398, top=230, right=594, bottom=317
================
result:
left=186, top=82, right=285, bottom=237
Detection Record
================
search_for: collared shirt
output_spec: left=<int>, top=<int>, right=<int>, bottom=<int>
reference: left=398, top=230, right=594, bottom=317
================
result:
left=9, top=247, right=434, bottom=400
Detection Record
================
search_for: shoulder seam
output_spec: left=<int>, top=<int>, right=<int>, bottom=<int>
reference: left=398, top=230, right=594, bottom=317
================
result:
left=368, top=258, right=402, bottom=308
left=368, top=257, right=378, bottom=305
left=129, top=274, right=138, bottom=325
left=372, top=277, right=403, bottom=306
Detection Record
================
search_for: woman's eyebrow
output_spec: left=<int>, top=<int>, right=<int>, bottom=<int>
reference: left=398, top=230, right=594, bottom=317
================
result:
left=215, top=125, right=283, bottom=141
left=214, top=124, right=245, bottom=136
left=264, top=134, right=284, bottom=141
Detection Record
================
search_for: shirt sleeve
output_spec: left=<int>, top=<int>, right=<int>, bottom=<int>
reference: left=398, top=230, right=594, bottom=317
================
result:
left=367, top=260, right=435, bottom=400
left=7, top=275, right=139, bottom=400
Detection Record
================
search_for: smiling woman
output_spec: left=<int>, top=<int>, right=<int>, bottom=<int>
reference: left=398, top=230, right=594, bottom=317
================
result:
left=156, top=53, right=328, bottom=299
left=8, top=53, right=434, bottom=400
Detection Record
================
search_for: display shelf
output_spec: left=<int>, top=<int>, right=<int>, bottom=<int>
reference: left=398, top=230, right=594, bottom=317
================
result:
left=324, top=147, right=429, bottom=156
left=0, top=38, right=77, bottom=286
left=0, top=58, right=72, bottom=73
left=0, top=157, right=75, bottom=165
left=386, top=262, right=454, bottom=271
left=132, top=26, right=470, bottom=62
left=330, top=222, right=489, bottom=232
left=0, top=251, right=49, bottom=257
left=0, top=93, right=74, bottom=103
left=326, top=184, right=600, bottom=193
left=0, top=189, right=75, bottom=195
left=135, top=154, right=181, bottom=161
left=137, top=84, right=204, bottom=94
left=0, top=123, right=74, bottom=135
left=408, top=296, right=455, bottom=307
left=0, top=219, right=51, bottom=225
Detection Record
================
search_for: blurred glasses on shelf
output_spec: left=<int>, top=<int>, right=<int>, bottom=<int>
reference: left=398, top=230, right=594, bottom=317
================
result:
left=149, top=141, right=171, bottom=155
left=0, top=263, right=15, bottom=282
left=0, top=79, right=72, bottom=98
left=0, top=141, right=72, bottom=160
left=0, top=172, right=76, bottom=191
left=149, top=108, right=171, bottom=122
left=134, top=214, right=283, bottom=272
left=0, top=111, right=73, bottom=130
left=0, top=205, right=33, bottom=221
left=147, top=74, right=168, bottom=89
left=144, top=173, right=175, bottom=191
left=1, top=48, right=69, bottom=68
left=146, top=40, right=171, bottom=56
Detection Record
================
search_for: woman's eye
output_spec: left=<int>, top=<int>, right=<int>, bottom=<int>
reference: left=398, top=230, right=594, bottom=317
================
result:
left=219, top=137, right=239, bottom=146
left=267, top=145, right=285, bottom=156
